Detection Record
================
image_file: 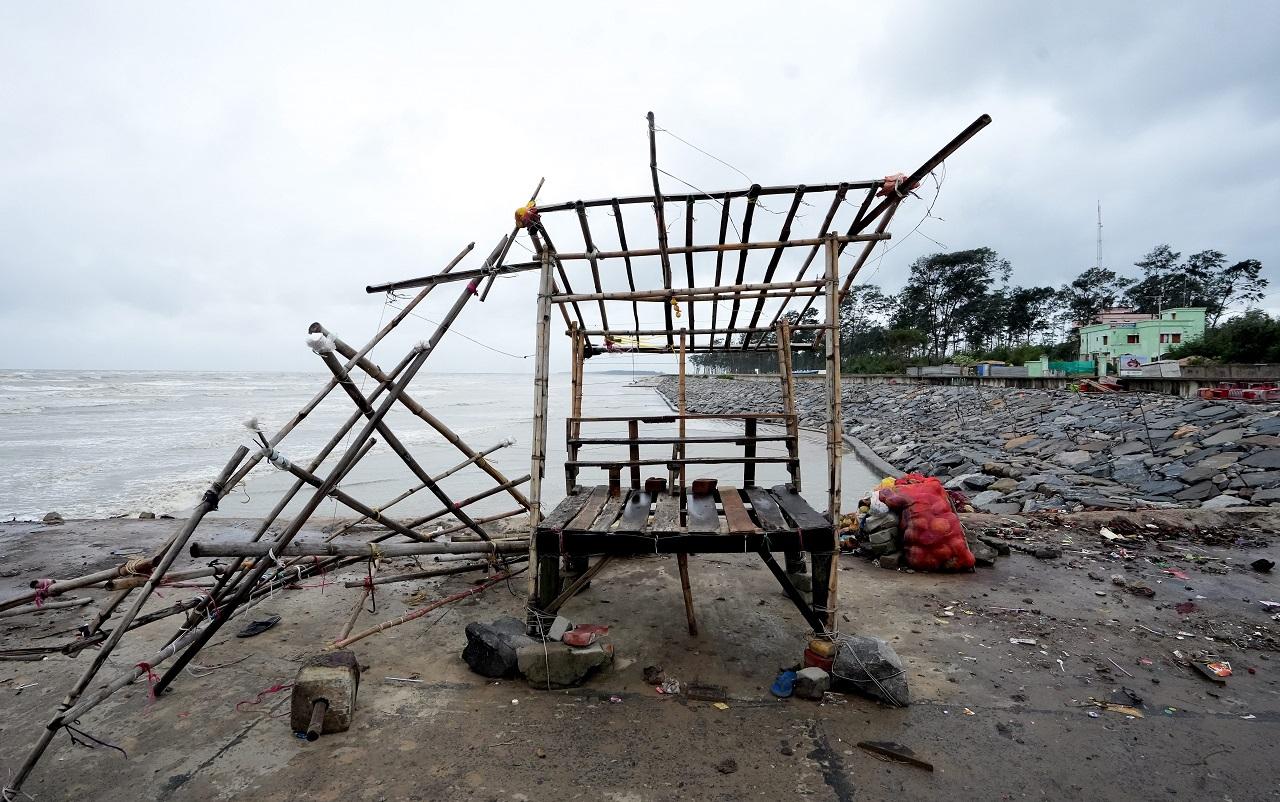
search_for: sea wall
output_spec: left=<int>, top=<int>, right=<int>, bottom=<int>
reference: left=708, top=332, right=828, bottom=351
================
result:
left=657, top=376, right=1280, bottom=512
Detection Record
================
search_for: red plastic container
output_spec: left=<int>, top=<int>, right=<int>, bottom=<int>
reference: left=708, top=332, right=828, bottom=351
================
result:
left=803, top=647, right=834, bottom=672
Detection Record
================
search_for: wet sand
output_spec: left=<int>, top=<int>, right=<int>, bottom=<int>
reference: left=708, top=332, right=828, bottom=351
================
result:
left=2, top=510, right=1278, bottom=801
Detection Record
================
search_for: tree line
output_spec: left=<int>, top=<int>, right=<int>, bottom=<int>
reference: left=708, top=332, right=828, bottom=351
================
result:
left=690, top=244, right=1268, bottom=374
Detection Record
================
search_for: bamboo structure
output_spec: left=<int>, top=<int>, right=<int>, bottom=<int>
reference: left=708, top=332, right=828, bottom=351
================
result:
left=4, top=111, right=990, bottom=799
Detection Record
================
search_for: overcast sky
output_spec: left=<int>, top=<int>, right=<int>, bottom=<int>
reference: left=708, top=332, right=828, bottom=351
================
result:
left=2, top=2, right=1276, bottom=373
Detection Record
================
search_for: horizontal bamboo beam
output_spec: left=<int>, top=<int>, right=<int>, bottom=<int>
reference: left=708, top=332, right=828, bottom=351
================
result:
left=341, top=555, right=528, bottom=588
left=553, top=279, right=824, bottom=304
left=0, top=597, right=93, bottom=619
left=573, top=413, right=793, bottom=422
left=190, top=539, right=528, bottom=559
left=567, top=456, right=793, bottom=469
left=552, top=233, right=889, bottom=262
left=575, top=325, right=823, bottom=337
left=534, top=180, right=880, bottom=214
left=568, top=435, right=792, bottom=446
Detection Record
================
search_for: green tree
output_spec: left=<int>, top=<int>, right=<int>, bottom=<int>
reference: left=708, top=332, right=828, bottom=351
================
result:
left=891, top=248, right=1011, bottom=359
left=1059, top=267, right=1133, bottom=324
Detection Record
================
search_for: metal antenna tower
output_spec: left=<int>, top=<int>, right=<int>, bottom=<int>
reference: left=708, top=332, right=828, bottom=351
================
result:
left=1096, top=200, right=1103, bottom=269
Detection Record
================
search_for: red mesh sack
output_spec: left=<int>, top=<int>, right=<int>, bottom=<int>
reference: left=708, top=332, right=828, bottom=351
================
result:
left=879, top=476, right=975, bottom=572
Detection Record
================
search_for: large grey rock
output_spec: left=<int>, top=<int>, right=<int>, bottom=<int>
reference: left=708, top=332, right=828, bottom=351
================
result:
left=1253, top=487, right=1280, bottom=504
left=1252, top=417, right=1280, bottom=435
left=1174, top=481, right=1217, bottom=501
left=1242, top=470, right=1280, bottom=488
left=1138, top=479, right=1186, bottom=497
left=794, top=667, right=831, bottom=700
left=1111, top=440, right=1151, bottom=456
left=832, top=635, right=910, bottom=706
left=463, top=617, right=535, bottom=678
left=517, top=642, right=614, bottom=689
left=1202, top=428, right=1247, bottom=446
left=1242, top=450, right=1280, bottom=470
left=969, top=490, right=1007, bottom=509
left=962, top=474, right=996, bottom=490
left=1054, top=450, right=1092, bottom=468
left=42, top=511, right=63, bottom=524
left=1201, top=494, right=1249, bottom=509
left=989, top=477, right=1019, bottom=493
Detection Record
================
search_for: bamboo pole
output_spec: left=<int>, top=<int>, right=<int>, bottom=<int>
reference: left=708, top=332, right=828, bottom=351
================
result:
left=0, top=597, right=92, bottom=619
left=103, top=565, right=223, bottom=591
left=313, top=325, right=533, bottom=512
left=342, top=556, right=528, bottom=588
left=534, top=180, right=880, bottom=214
left=314, top=349, right=494, bottom=542
left=6, top=447, right=247, bottom=796
left=710, top=194, right=731, bottom=335
left=191, top=540, right=527, bottom=558
left=823, top=235, right=842, bottom=631
left=609, top=198, right=641, bottom=331
left=576, top=324, right=823, bottom=338
left=554, top=279, right=824, bottom=304
left=684, top=197, right=696, bottom=342
left=332, top=569, right=520, bottom=649
left=399, top=475, right=530, bottom=531
left=552, top=232, right=888, bottom=262
left=566, top=324, right=583, bottom=493
left=742, top=186, right=805, bottom=347
left=480, top=177, right=543, bottom=301
left=724, top=184, right=761, bottom=336
left=1, top=562, right=150, bottom=613
left=764, top=184, right=850, bottom=334
left=647, top=111, right=675, bottom=347
left=575, top=201, right=609, bottom=330
left=154, top=290, right=470, bottom=695
left=336, top=551, right=380, bottom=643
left=675, top=330, right=697, bottom=636
left=527, top=249, right=554, bottom=609
left=221, top=242, right=475, bottom=494
left=777, top=321, right=801, bottom=491
left=262, top=440, right=436, bottom=542
left=323, top=439, right=516, bottom=540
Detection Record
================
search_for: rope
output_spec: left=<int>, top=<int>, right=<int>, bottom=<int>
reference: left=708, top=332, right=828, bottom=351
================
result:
left=62, top=723, right=128, bottom=760
left=235, top=682, right=294, bottom=716
left=135, top=662, right=160, bottom=702
left=31, top=579, right=53, bottom=608
left=122, top=558, right=150, bottom=576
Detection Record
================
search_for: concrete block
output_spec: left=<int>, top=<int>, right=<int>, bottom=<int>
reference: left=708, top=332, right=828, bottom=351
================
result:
left=291, top=650, right=360, bottom=739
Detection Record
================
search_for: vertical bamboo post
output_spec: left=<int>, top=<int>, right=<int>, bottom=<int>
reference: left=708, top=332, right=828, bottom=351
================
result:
left=528, top=250, right=556, bottom=615
left=822, top=234, right=843, bottom=630
left=627, top=419, right=641, bottom=489
left=566, top=324, right=583, bottom=493
left=776, top=320, right=804, bottom=577
left=776, top=321, right=801, bottom=490
left=675, top=329, right=696, bottom=635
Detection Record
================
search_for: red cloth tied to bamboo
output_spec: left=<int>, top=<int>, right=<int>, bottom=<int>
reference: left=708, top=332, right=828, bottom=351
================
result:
left=879, top=474, right=974, bottom=572
left=876, top=173, right=919, bottom=198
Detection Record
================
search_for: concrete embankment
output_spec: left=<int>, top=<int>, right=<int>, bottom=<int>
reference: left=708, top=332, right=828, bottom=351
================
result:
left=658, top=376, right=1280, bottom=512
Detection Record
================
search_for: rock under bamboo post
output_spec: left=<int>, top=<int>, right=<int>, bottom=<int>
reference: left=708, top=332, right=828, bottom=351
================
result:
left=527, top=249, right=556, bottom=625
left=5, top=446, right=248, bottom=798
left=821, top=234, right=842, bottom=631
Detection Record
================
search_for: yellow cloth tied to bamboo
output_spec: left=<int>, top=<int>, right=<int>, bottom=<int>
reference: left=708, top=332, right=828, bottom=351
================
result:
left=514, top=202, right=540, bottom=228
left=670, top=298, right=682, bottom=318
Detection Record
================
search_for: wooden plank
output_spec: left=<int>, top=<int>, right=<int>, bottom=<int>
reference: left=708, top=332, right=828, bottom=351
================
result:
left=592, top=491, right=629, bottom=532
left=651, top=493, right=682, bottom=533
left=538, top=491, right=593, bottom=531
left=568, top=456, right=792, bottom=469
left=616, top=490, right=654, bottom=532
left=686, top=483, right=721, bottom=533
left=718, top=486, right=761, bottom=534
left=744, top=486, right=788, bottom=531
left=769, top=484, right=830, bottom=531
left=566, top=486, right=611, bottom=531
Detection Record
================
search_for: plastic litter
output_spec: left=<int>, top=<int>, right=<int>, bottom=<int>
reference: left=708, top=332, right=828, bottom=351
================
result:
left=771, top=670, right=797, bottom=698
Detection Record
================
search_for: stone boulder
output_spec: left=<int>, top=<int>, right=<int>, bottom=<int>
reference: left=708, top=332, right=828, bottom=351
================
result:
left=794, top=667, right=831, bottom=700
left=832, top=635, right=910, bottom=706
left=1201, top=495, right=1249, bottom=509
left=517, top=642, right=614, bottom=689
left=462, top=616, right=534, bottom=678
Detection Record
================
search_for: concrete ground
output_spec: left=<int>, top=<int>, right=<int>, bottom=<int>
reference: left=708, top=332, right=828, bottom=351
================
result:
left=2, top=512, right=1278, bottom=801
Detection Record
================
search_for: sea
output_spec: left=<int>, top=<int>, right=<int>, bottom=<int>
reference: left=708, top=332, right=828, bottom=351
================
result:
left=0, top=370, right=878, bottom=522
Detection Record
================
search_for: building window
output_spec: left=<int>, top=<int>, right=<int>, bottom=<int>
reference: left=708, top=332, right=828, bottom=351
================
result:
left=1159, top=333, right=1182, bottom=344
left=1172, top=333, right=1181, bottom=343
left=1170, top=313, right=1177, bottom=319
left=1127, top=334, right=1140, bottom=344
left=1102, top=335, right=1108, bottom=345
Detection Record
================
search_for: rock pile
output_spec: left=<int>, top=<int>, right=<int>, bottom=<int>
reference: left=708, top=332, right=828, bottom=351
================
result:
left=659, top=377, right=1280, bottom=512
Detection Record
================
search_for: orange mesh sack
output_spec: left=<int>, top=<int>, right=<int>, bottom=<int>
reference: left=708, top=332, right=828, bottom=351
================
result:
left=879, top=475, right=975, bottom=572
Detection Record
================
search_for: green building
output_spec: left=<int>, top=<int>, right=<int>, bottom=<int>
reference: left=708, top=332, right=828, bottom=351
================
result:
left=1077, top=307, right=1206, bottom=362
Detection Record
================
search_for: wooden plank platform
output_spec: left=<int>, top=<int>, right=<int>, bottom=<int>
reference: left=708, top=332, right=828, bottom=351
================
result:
left=536, top=481, right=832, bottom=555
